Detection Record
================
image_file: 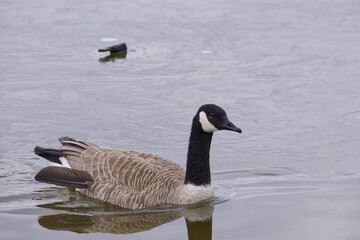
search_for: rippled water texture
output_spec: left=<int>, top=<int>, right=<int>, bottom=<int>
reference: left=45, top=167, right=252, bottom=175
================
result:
left=1, top=0, right=360, bottom=239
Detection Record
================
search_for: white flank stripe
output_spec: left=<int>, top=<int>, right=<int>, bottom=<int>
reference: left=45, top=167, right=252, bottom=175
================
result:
left=59, top=157, right=71, bottom=168
left=49, top=162, right=62, bottom=167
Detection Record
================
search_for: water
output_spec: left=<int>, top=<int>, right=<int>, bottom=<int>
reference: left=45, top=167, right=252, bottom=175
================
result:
left=1, top=0, right=360, bottom=239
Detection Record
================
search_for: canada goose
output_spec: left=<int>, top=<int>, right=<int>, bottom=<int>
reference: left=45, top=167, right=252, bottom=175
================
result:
left=34, top=104, right=242, bottom=209
left=98, top=43, right=127, bottom=53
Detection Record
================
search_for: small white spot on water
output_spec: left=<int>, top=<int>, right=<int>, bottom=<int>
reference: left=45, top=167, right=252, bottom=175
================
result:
left=201, top=50, right=212, bottom=54
left=100, top=38, right=118, bottom=42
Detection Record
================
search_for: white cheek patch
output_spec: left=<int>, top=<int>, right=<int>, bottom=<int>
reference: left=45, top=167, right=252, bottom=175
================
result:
left=199, top=111, right=218, bottom=133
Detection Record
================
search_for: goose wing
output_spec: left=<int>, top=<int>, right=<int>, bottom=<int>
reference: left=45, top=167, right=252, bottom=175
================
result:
left=59, top=137, right=186, bottom=209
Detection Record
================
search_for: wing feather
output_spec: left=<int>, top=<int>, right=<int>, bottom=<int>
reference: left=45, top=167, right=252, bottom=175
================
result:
left=38, top=137, right=186, bottom=209
left=77, top=148, right=185, bottom=209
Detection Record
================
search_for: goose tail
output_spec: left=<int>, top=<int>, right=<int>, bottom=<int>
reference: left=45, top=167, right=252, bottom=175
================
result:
left=34, top=137, right=94, bottom=188
left=34, top=146, right=64, bottom=165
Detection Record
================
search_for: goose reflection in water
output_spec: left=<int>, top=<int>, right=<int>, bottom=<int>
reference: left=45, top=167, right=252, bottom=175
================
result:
left=36, top=191, right=213, bottom=239
left=98, top=51, right=127, bottom=62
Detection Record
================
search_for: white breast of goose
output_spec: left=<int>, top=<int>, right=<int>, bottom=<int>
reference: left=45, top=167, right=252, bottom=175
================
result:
left=173, top=184, right=214, bottom=205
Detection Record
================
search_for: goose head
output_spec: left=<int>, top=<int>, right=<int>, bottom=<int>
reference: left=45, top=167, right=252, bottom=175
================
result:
left=194, top=104, right=242, bottom=134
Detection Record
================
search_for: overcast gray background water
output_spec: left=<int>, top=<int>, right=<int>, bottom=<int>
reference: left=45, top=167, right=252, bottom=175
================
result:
left=1, top=0, right=360, bottom=239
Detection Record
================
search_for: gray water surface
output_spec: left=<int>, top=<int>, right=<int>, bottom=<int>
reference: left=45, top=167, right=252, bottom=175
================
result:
left=1, top=0, right=360, bottom=239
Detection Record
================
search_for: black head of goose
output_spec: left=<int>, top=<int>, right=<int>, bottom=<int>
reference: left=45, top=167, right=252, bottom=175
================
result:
left=34, top=104, right=241, bottom=209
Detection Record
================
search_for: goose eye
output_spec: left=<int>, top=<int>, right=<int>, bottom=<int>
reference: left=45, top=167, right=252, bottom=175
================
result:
left=208, top=113, right=215, bottom=119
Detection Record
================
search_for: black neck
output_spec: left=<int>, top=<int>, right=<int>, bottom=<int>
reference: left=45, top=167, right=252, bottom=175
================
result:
left=184, top=128, right=213, bottom=186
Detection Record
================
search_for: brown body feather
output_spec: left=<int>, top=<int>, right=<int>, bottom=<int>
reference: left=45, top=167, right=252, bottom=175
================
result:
left=57, top=137, right=186, bottom=209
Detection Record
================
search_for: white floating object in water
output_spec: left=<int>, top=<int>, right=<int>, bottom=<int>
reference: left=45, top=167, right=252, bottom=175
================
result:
left=101, top=38, right=118, bottom=42
left=201, top=50, right=212, bottom=54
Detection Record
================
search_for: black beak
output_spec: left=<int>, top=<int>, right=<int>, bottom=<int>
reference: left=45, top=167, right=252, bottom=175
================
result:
left=220, top=117, right=242, bottom=133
